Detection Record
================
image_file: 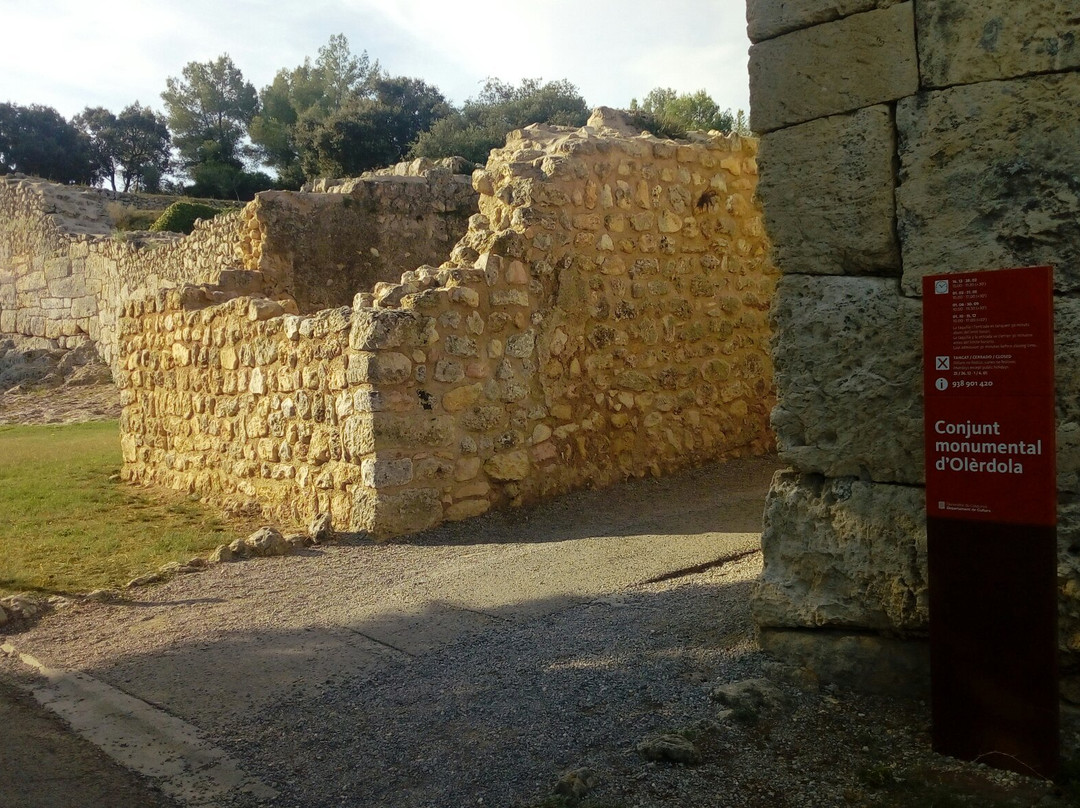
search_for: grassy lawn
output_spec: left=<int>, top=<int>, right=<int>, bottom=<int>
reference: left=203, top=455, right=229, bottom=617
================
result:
left=0, top=421, right=252, bottom=597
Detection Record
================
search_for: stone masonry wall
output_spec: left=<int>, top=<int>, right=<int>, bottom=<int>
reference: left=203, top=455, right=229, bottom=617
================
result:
left=0, top=168, right=475, bottom=366
left=747, top=0, right=1080, bottom=694
left=117, top=112, right=776, bottom=538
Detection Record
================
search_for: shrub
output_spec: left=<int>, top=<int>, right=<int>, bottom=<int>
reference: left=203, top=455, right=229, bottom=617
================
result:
left=149, top=200, right=222, bottom=234
left=106, top=202, right=160, bottom=232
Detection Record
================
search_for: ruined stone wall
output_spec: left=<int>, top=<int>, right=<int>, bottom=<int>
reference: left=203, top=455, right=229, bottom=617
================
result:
left=747, top=0, right=1080, bottom=693
left=241, top=172, right=476, bottom=313
left=0, top=169, right=475, bottom=365
left=117, top=114, right=776, bottom=538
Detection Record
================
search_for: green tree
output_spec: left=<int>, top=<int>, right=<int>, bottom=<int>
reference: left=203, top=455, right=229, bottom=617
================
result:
left=161, top=54, right=258, bottom=169
left=296, top=75, right=448, bottom=178
left=0, top=103, right=96, bottom=184
left=410, top=77, right=588, bottom=164
left=76, top=104, right=172, bottom=192
left=628, top=88, right=745, bottom=136
left=113, top=104, right=172, bottom=192
left=72, top=106, right=120, bottom=189
left=249, top=35, right=379, bottom=187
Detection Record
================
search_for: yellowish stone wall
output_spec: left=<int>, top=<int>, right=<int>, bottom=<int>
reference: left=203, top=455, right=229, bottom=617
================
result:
left=118, top=114, right=777, bottom=537
left=0, top=168, right=475, bottom=365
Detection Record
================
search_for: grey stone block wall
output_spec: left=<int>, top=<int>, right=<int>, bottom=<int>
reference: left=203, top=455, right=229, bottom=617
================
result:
left=748, top=0, right=1080, bottom=690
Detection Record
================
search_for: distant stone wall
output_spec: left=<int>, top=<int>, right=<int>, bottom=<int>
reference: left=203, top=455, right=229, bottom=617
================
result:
left=240, top=173, right=476, bottom=313
left=118, top=113, right=776, bottom=537
left=0, top=168, right=476, bottom=365
left=747, top=0, right=1080, bottom=693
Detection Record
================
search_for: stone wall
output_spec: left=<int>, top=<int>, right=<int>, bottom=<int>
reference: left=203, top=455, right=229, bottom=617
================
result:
left=0, top=168, right=475, bottom=365
left=747, top=0, right=1080, bottom=692
left=117, top=112, right=776, bottom=538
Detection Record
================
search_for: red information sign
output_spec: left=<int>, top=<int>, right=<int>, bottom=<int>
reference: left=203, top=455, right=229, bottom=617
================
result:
left=922, top=265, right=1059, bottom=778
left=922, top=266, right=1056, bottom=526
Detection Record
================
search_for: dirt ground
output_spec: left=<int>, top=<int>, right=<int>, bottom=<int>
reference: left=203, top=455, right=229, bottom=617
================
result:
left=2, top=381, right=1079, bottom=808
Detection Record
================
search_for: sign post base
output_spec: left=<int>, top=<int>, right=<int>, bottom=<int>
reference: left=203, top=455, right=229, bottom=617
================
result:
left=928, top=517, right=1059, bottom=778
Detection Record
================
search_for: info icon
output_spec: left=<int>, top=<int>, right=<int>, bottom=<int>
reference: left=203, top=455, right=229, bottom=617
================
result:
left=935, top=377, right=949, bottom=391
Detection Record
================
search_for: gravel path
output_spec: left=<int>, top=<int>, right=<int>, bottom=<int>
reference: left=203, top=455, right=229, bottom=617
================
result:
left=3, top=453, right=1079, bottom=807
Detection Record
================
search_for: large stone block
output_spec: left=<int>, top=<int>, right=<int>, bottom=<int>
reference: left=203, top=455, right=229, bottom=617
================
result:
left=752, top=471, right=928, bottom=632
left=917, top=0, right=1080, bottom=88
left=359, top=487, right=443, bottom=538
left=897, top=73, right=1080, bottom=294
left=756, top=474, right=1080, bottom=669
left=758, top=630, right=929, bottom=697
left=771, top=275, right=923, bottom=483
left=749, top=3, right=918, bottom=133
left=1054, top=297, right=1080, bottom=493
left=757, top=105, right=899, bottom=275
left=746, top=0, right=903, bottom=43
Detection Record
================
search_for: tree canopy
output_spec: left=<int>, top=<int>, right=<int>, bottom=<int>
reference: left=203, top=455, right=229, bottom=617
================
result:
left=295, top=75, right=449, bottom=179
left=161, top=54, right=258, bottom=167
left=0, top=103, right=96, bottom=184
left=2, top=39, right=753, bottom=199
left=249, top=35, right=381, bottom=188
left=410, top=78, right=589, bottom=164
left=74, top=103, right=171, bottom=192
left=628, top=88, right=746, bottom=137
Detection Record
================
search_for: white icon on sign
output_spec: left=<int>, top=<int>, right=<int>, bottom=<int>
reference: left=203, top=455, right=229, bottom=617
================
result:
left=935, top=280, right=950, bottom=294
left=936, top=356, right=950, bottom=370
left=935, top=378, right=949, bottom=391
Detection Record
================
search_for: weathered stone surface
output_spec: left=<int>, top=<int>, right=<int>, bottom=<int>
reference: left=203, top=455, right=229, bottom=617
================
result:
left=757, top=105, right=899, bottom=275
left=208, top=544, right=234, bottom=563
left=752, top=472, right=928, bottom=632
left=1059, top=500, right=1080, bottom=659
left=483, top=450, right=530, bottom=482
left=749, top=3, right=918, bottom=133
left=361, top=456, right=414, bottom=488
left=115, top=120, right=775, bottom=540
left=759, top=630, right=930, bottom=697
left=771, top=275, right=923, bottom=483
left=309, top=512, right=333, bottom=543
left=746, top=0, right=903, bottom=42
left=709, top=678, right=786, bottom=719
left=897, top=73, right=1080, bottom=294
left=635, top=734, right=701, bottom=765
left=364, top=488, right=442, bottom=537
left=554, top=768, right=598, bottom=800
left=245, top=526, right=289, bottom=557
left=1054, top=298, right=1080, bottom=494
left=917, top=0, right=1080, bottom=88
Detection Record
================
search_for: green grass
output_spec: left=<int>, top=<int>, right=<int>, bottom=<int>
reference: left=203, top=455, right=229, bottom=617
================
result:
left=0, top=421, right=253, bottom=597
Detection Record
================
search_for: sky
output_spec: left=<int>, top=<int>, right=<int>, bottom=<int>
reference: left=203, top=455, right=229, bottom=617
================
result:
left=0, top=0, right=752, bottom=120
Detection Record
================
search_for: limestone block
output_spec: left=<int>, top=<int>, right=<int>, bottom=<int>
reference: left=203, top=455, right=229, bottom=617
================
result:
left=749, top=3, right=918, bottom=133
left=361, top=487, right=443, bottom=537
left=347, top=351, right=411, bottom=385
left=771, top=275, right=923, bottom=483
left=361, top=456, right=414, bottom=488
left=446, top=499, right=491, bottom=521
left=757, top=105, right=899, bottom=276
left=1054, top=298, right=1080, bottom=493
left=897, top=73, right=1080, bottom=294
left=483, top=450, right=530, bottom=481
left=746, top=0, right=902, bottom=42
left=759, top=630, right=929, bottom=697
left=917, top=0, right=1080, bottom=88
left=753, top=471, right=928, bottom=632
